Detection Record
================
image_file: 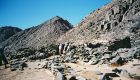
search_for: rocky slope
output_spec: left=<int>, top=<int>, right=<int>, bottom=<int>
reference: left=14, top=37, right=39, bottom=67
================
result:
left=58, top=0, right=140, bottom=48
left=0, top=26, right=22, bottom=43
left=0, top=16, right=72, bottom=53
left=0, top=0, right=140, bottom=80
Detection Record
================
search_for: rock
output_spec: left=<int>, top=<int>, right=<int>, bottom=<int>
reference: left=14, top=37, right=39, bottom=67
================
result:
left=37, top=62, right=48, bottom=69
left=67, top=75, right=77, bottom=80
left=131, top=73, right=140, bottom=80
left=104, top=23, right=111, bottom=31
left=76, top=76, right=86, bottom=80
left=63, top=43, right=69, bottom=54
left=111, top=21, right=118, bottom=28
left=108, top=37, right=131, bottom=51
left=86, top=43, right=102, bottom=49
left=36, top=52, right=46, bottom=59
left=94, top=71, right=103, bottom=75
left=59, top=43, right=64, bottom=55
left=105, top=14, right=111, bottom=21
left=126, top=47, right=140, bottom=59
left=110, top=56, right=124, bottom=65
left=83, top=58, right=89, bottom=62
left=102, top=54, right=111, bottom=59
left=126, top=0, right=134, bottom=4
left=10, top=63, right=18, bottom=71
left=120, top=69, right=131, bottom=78
left=10, top=60, right=27, bottom=71
left=21, top=57, right=28, bottom=62
left=113, top=5, right=120, bottom=14
left=112, top=68, right=122, bottom=74
left=112, top=48, right=129, bottom=57
left=88, top=57, right=99, bottom=65
left=100, top=73, right=119, bottom=80
left=19, top=61, right=27, bottom=70
left=56, top=71, right=66, bottom=80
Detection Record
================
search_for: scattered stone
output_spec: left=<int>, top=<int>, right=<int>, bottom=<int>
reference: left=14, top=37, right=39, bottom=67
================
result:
left=10, top=59, right=27, bottom=71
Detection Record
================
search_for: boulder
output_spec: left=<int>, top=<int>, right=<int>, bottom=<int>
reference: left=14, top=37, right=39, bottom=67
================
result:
left=112, top=68, right=132, bottom=78
left=111, top=48, right=129, bottom=58
left=100, top=73, right=119, bottom=80
left=112, top=68, right=122, bottom=74
left=108, top=37, right=131, bottom=51
left=110, top=56, right=124, bottom=65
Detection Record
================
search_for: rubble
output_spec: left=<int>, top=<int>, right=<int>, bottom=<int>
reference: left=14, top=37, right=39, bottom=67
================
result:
left=10, top=59, right=27, bottom=71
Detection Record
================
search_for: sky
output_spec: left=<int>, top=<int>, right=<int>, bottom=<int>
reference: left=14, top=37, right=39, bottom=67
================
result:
left=0, top=0, right=111, bottom=30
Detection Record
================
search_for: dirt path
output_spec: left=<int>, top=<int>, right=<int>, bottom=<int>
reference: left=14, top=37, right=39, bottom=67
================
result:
left=0, top=62, right=54, bottom=80
left=64, top=59, right=140, bottom=80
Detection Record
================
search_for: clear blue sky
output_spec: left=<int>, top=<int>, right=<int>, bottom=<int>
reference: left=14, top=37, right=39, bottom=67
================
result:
left=0, top=0, right=111, bottom=30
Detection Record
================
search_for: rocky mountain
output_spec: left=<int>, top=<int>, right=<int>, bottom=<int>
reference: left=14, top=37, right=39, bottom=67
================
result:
left=58, top=0, right=140, bottom=48
left=0, top=26, right=22, bottom=43
left=1, top=1, right=140, bottom=80
left=0, top=16, right=73, bottom=53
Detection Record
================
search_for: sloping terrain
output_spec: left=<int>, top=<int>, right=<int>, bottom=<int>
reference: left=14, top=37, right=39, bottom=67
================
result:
left=58, top=0, right=140, bottom=47
left=0, top=16, right=72, bottom=52
left=0, top=26, right=22, bottom=43
left=0, top=0, right=140, bottom=80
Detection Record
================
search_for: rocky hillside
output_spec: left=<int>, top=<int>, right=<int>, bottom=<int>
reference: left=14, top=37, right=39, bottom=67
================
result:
left=0, top=26, right=22, bottom=43
left=0, top=16, right=73, bottom=53
left=58, top=0, right=140, bottom=47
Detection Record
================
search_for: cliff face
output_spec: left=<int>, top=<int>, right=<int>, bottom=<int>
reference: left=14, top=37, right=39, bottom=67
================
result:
left=58, top=0, right=140, bottom=47
left=0, top=26, right=22, bottom=43
left=0, top=16, right=73, bottom=52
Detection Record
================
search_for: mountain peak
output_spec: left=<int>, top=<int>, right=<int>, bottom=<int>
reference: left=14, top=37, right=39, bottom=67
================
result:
left=41, top=16, right=64, bottom=26
left=40, top=16, right=73, bottom=30
left=52, top=16, right=62, bottom=19
left=51, top=16, right=62, bottom=22
left=0, top=16, right=73, bottom=52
